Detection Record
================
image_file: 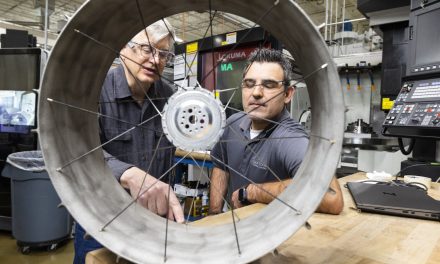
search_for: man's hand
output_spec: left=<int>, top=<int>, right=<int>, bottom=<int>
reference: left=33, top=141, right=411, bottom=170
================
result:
left=231, top=189, right=244, bottom=209
left=120, top=167, right=184, bottom=223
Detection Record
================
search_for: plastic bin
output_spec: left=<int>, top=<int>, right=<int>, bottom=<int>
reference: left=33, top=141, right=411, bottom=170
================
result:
left=2, top=150, right=72, bottom=254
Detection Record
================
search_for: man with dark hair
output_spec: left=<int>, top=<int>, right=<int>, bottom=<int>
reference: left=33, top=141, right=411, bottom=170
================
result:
left=209, top=48, right=343, bottom=214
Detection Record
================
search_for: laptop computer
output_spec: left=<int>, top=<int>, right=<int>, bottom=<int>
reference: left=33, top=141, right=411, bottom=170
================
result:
left=347, top=181, right=440, bottom=221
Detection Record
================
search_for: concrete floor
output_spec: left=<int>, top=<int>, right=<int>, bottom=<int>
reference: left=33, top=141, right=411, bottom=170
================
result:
left=0, top=231, right=74, bottom=263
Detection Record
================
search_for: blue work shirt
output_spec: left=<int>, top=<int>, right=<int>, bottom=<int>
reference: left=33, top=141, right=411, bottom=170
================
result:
left=211, top=109, right=309, bottom=192
left=98, top=66, right=175, bottom=181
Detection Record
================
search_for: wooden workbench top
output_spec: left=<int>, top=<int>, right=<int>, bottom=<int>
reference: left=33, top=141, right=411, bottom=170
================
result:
left=87, top=173, right=440, bottom=264
left=254, top=172, right=440, bottom=264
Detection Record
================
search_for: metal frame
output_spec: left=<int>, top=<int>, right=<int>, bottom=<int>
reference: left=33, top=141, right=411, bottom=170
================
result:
left=38, top=0, right=345, bottom=263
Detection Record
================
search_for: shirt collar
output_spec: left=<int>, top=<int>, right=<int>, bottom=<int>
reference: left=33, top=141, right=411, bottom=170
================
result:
left=239, top=108, right=291, bottom=137
left=113, top=65, right=157, bottom=100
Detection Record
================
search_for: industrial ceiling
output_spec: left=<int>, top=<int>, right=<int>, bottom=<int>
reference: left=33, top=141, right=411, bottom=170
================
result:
left=0, top=0, right=368, bottom=45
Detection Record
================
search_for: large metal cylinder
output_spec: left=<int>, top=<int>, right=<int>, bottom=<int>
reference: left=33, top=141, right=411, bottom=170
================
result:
left=38, top=0, right=345, bottom=263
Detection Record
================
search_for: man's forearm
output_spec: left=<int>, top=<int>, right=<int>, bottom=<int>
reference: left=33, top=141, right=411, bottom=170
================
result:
left=209, top=167, right=229, bottom=214
left=247, top=179, right=291, bottom=204
left=316, top=176, right=344, bottom=215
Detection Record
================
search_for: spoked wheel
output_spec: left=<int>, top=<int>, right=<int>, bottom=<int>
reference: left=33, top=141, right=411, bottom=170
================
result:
left=38, top=0, right=344, bottom=263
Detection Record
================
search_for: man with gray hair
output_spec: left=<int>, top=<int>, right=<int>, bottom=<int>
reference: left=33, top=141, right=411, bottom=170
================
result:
left=73, top=19, right=183, bottom=264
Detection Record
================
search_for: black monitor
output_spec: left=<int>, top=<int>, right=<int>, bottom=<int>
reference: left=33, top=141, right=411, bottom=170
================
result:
left=407, top=2, right=440, bottom=77
left=0, top=48, right=40, bottom=134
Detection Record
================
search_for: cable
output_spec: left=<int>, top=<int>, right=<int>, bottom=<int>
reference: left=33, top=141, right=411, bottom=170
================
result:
left=344, top=179, right=428, bottom=193
left=393, top=163, right=440, bottom=181
left=398, top=137, right=415, bottom=155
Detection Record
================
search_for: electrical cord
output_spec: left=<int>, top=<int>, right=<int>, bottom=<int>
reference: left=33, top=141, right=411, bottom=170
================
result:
left=393, top=163, right=440, bottom=182
left=398, top=137, right=415, bottom=155
left=344, top=179, right=428, bottom=193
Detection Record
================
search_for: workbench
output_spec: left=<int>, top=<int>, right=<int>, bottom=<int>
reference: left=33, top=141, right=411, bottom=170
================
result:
left=86, top=172, right=440, bottom=263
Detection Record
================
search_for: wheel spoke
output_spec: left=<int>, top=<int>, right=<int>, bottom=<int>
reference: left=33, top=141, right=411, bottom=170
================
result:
left=200, top=0, right=281, bottom=84
left=228, top=125, right=287, bottom=187
left=73, top=29, right=184, bottom=91
left=163, top=150, right=175, bottom=263
left=224, top=105, right=335, bottom=143
left=220, top=63, right=329, bottom=134
left=187, top=154, right=240, bottom=221
left=56, top=113, right=160, bottom=171
left=103, top=145, right=175, bottom=162
left=135, top=134, right=165, bottom=200
left=47, top=98, right=164, bottom=135
left=218, top=137, right=241, bottom=255
left=100, top=152, right=191, bottom=231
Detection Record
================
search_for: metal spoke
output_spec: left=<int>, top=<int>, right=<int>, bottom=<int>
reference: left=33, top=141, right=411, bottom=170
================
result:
left=225, top=105, right=335, bottom=144
left=216, top=87, right=240, bottom=93
left=119, top=54, right=164, bottom=117
left=135, top=133, right=165, bottom=200
left=47, top=98, right=164, bottom=135
left=228, top=125, right=287, bottom=187
left=103, top=145, right=175, bottom=162
left=221, top=62, right=329, bottom=134
left=184, top=169, right=202, bottom=224
left=216, top=135, right=310, bottom=144
left=160, top=15, right=214, bottom=83
left=200, top=0, right=281, bottom=85
left=98, top=97, right=169, bottom=104
left=57, top=113, right=160, bottom=171
left=224, top=87, right=238, bottom=111
left=209, top=0, right=217, bottom=94
left=187, top=155, right=239, bottom=221
left=100, top=152, right=191, bottom=231
left=218, top=136, right=241, bottom=255
left=183, top=11, right=218, bottom=84
left=133, top=0, right=171, bottom=117
left=73, top=29, right=184, bottom=91
left=164, top=150, right=175, bottom=263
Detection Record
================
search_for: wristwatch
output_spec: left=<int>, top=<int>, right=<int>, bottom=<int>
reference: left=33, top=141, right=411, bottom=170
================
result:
left=238, top=186, right=248, bottom=203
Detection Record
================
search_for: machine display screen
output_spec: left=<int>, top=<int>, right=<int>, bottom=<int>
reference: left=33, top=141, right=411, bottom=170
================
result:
left=0, top=91, right=36, bottom=134
left=201, top=46, right=264, bottom=117
left=414, top=8, right=440, bottom=66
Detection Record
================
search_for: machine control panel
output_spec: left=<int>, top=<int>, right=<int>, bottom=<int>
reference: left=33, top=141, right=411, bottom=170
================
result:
left=383, top=78, right=440, bottom=136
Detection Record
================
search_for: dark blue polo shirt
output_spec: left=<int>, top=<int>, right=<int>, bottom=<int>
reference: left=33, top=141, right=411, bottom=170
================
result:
left=98, top=66, right=175, bottom=181
left=211, top=109, right=309, bottom=192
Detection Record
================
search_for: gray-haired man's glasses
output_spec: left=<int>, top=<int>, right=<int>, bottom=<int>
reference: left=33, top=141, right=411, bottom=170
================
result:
left=128, top=41, right=175, bottom=63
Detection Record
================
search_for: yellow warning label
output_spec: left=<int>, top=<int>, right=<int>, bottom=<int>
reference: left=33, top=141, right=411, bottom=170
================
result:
left=382, top=98, right=394, bottom=110
left=186, top=42, right=198, bottom=53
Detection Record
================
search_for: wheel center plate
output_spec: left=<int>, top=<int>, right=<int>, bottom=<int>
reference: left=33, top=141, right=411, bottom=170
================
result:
left=162, top=87, right=226, bottom=152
